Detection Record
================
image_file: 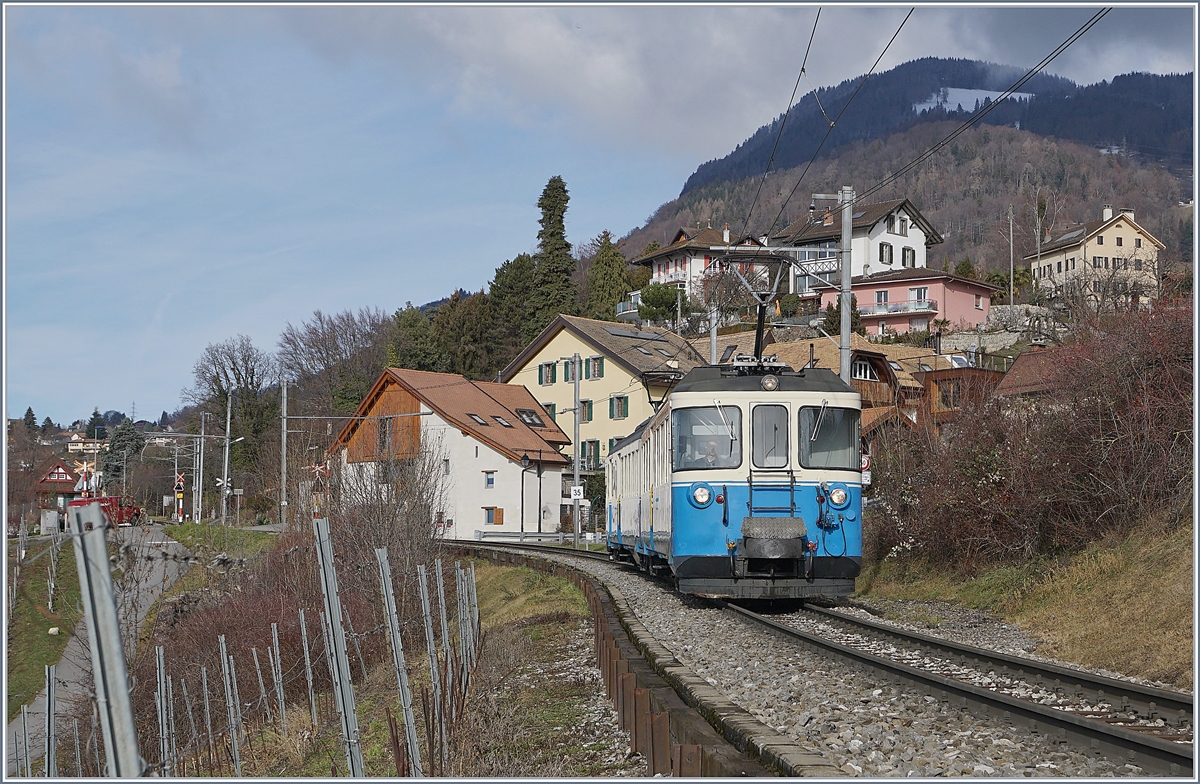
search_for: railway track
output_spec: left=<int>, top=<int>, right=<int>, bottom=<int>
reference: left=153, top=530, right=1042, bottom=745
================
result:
left=721, top=602, right=1193, bottom=776
left=477, top=541, right=1193, bottom=776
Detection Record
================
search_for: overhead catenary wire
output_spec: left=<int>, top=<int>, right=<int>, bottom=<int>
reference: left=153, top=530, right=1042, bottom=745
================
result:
left=737, top=7, right=822, bottom=239
left=765, top=8, right=915, bottom=241
left=854, top=7, right=1113, bottom=207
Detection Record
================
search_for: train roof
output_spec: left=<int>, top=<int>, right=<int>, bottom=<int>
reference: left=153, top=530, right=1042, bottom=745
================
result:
left=671, top=365, right=855, bottom=395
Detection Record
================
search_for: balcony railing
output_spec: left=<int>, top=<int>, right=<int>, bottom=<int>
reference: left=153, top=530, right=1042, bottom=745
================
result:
left=858, top=298, right=938, bottom=316
left=616, top=300, right=639, bottom=315
left=658, top=270, right=689, bottom=284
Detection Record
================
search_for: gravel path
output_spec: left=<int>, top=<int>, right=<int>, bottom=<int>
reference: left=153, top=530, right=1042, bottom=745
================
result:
left=516, top=550, right=1153, bottom=777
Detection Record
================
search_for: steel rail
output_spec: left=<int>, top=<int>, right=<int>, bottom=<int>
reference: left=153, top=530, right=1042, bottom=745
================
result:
left=803, top=604, right=1194, bottom=726
left=722, top=601, right=1193, bottom=777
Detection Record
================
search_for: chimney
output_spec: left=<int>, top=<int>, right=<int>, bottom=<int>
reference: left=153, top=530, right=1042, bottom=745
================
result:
left=723, top=223, right=730, bottom=243
left=1102, top=204, right=1113, bottom=221
left=1119, top=207, right=1135, bottom=221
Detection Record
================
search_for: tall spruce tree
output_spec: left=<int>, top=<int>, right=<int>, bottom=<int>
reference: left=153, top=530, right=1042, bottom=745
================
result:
left=22, top=407, right=36, bottom=431
left=584, top=231, right=631, bottom=320
left=103, top=418, right=145, bottom=489
left=432, top=290, right=496, bottom=380
left=525, top=176, right=576, bottom=342
left=86, top=408, right=106, bottom=439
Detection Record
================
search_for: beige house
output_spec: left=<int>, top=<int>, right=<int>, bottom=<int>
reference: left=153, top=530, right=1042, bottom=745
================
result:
left=498, top=315, right=706, bottom=471
left=1025, top=206, right=1164, bottom=307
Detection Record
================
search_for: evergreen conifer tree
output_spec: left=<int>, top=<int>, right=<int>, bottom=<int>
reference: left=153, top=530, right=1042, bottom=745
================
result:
left=584, top=231, right=630, bottom=320
left=392, top=303, right=444, bottom=372
left=525, top=176, right=576, bottom=342
left=103, top=418, right=146, bottom=489
left=22, top=407, right=36, bottom=431
left=86, top=408, right=106, bottom=439
left=489, top=253, right=536, bottom=366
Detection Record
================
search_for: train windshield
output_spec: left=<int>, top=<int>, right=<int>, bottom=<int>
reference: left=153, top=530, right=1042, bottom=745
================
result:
left=751, top=405, right=789, bottom=468
left=672, top=406, right=742, bottom=471
left=798, top=406, right=861, bottom=470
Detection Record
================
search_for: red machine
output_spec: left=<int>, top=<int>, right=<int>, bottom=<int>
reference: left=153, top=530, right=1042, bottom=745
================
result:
left=67, top=496, right=143, bottom=528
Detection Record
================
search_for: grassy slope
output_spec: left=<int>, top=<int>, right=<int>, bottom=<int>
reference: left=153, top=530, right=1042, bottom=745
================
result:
left=7, top=542, right=82, bottom=722
left=856, top=517, right=1193, bottom=690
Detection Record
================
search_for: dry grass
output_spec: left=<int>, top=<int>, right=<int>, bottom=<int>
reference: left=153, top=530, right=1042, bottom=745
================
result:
left=858, top=513, right=1193, bottom=690
left=1011, top=517, right=1193, bottom=689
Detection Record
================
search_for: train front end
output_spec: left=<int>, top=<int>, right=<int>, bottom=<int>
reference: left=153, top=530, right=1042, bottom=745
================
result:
left=668, top=363, right=863, bottom=600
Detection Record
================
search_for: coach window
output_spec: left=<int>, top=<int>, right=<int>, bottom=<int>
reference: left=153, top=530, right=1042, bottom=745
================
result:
left=671, top=406, right=742, bottom=471
left=751, top=405, right=789, bottom=468
left=798, top=405, right=861, bottom=471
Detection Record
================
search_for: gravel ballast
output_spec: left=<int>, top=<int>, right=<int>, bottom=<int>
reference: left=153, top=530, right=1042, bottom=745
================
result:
left=514, top=550, right=1153, bottom=777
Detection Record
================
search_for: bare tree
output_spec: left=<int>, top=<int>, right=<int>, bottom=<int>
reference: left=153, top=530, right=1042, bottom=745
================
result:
left=277, top=308, right=391, bottom=416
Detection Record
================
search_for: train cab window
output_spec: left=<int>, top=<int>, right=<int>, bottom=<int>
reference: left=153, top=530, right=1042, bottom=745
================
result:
left=798, top=405, right=861, bottom=470
left=671, top=406, right=741, bottom=471
left=751, top=405, right=788, bottom=468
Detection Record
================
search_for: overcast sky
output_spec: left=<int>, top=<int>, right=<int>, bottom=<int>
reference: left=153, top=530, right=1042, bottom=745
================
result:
left=4, top=4, right=1195, bottom=426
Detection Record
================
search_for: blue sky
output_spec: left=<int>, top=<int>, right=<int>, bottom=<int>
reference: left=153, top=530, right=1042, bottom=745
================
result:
left=4, top=4, right=1194, bottom=426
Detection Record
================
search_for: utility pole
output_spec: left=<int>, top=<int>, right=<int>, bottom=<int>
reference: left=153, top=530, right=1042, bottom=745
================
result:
left=280, top=380, right=288, bottom=529
left=839, top=186, right=854, bottom=383
left=572, top=353, right=581, bottom=549
left=221, top=393, right=232, bottom=527
left=1008, top=204, right=1015, bottom=304
left=198, top=413, right=207, bottom=523
left=709, top=305, right=718, bottom=364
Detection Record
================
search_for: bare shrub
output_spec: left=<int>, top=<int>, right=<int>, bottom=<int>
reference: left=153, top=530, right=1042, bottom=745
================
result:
left=869, top=298, right=1192, bottom=571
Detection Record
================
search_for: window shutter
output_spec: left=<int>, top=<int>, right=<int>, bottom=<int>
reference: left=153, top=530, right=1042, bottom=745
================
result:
left=550, top=363, right=557, bottom=383
left=495, top=507, right=504, bottom=527
left=537, top=364, right=544, bottom=385
left=609, top=397, right=615, bottom=419
left=597, top=357, right=604, bottom=378
left=583, top=360, right=590, bottom=379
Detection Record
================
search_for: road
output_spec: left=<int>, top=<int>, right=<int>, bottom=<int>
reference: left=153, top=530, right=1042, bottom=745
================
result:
left=5, top=525, right=192, bottom=775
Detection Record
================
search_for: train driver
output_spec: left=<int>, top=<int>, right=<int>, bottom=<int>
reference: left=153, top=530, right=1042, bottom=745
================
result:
left=694, top=440, right=724, bottom=469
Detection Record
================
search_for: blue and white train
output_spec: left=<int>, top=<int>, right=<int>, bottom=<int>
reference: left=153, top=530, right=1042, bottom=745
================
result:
left=606, top=357, right=863, bottom=600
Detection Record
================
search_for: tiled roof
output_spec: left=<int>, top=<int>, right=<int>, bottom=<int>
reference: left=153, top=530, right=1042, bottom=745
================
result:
left=34, top=456, right=78, bottom=485
left=687, top=328, right=776, bottom=363
left=498, top=315, right=706, bottom=384
left=631, top=226, right=764, bottom=264
left=870, top=344, right=957, bottom=380
left=1025, top=215, right=1167, bottom=260
left=769, top=332, right=889, bottom=375
left=334, top=369, right=570, bottom=465
left=855, top=268, right=1000, bottom=291
left=993, top=347, right=1063, bottom=397
left=772, top=198, right=944, bottom=246
left=474, top=380, right=571, bottom=446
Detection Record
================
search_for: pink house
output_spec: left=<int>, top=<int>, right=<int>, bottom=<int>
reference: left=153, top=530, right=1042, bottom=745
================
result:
left=818, top=268, right=999, bottom=335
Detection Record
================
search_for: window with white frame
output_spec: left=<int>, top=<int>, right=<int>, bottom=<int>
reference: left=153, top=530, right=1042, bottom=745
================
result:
left=974, top=294, right=983, bottom=309
left=484, top=471, right=495, bottom=489
left=609, top=396, right=629, bottom=420
left=902, top=247, right=915, bottom=267
left=875, top=290, right=888, bottom=305
left=900, top=217, right=909, bottom=236
left=851, top=359, right=878, bottom=381
left=537, top=362, right=557, bottom=385
left=909, top=286, right=928, bottom=302
left=879, top=243, right=893, bottom=264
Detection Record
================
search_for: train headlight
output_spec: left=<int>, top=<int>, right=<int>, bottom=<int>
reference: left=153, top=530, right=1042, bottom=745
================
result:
left=828, top=487, right=849, bottom=508
left=760, top=375, right=779, bottom=391
left=692, top=486, right=712, bottom=505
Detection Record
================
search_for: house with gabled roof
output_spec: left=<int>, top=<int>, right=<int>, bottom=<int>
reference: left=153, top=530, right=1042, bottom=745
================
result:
left=329, top=367, right=570, bottom=541
left=771, top=198, right=944, bottom=296
left=498, top=315, right=706, bottom=472
left=1024, top=205, right=1164, bottom=307
left=626, top=224, right=769, bottom=310
left=992, top=345, right=1064, bottom=400
left=33, top=456, right=80, bottom=510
